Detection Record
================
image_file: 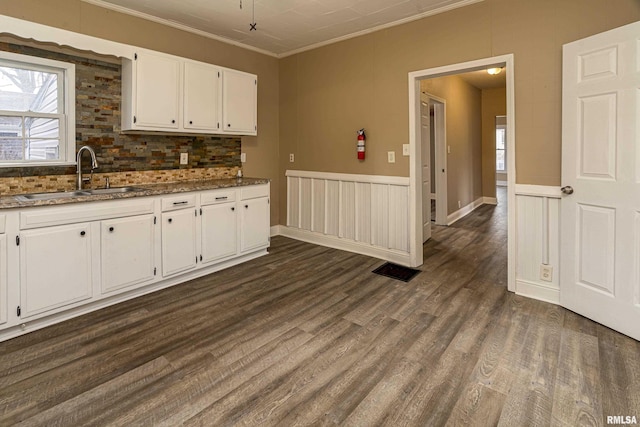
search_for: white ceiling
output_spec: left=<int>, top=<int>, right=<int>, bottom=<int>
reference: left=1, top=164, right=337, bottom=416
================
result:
left=84, top=0, right=482, bottom=57
left=458, top=69, right=506, bottom=90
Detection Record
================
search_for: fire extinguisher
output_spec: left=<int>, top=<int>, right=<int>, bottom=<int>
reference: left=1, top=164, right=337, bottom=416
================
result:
left=357, top=129, right=366, bottom=160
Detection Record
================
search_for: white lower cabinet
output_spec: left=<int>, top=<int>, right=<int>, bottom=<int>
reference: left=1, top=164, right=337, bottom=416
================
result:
left=20, top=223, right=93, bottom=319
left=201, top=202, right=237, bottom=264
left=240, top=196, right=270, bottom=253
left=162, top=208, right=197, bottom=277
left=101, top=214, right=156, bottom=294
left=2, top=183, right=270, bottom=341
left=0, top=235, right=7, bottom=326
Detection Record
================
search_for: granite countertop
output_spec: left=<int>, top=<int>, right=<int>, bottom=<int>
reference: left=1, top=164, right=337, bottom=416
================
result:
left=0, top=177, right=270, bottom=210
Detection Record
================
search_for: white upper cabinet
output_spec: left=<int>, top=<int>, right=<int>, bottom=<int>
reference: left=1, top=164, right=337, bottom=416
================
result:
left=223, top=69, right=257, bottom=135
left=122, top=50, right=256, bottom=135
left=126, top=50, right=180, bottom=130
left=184, top=61, right=221, bottom=131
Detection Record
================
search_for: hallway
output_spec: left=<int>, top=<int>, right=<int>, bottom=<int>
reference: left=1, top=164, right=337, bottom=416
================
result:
left=0, top=190, right=638, bottom=425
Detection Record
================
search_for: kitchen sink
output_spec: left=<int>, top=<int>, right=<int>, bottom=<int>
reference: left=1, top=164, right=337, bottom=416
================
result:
left=87, top=186, right=145, bottom=195
left=14, top=190, right=90, bottom=201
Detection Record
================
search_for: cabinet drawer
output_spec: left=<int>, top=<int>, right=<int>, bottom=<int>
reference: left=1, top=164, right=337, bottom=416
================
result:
left=161, top=194, right=196, bottom=212
left=240, top=184, right=269, bottom=201
left=201, top=190, right=236, bottom=206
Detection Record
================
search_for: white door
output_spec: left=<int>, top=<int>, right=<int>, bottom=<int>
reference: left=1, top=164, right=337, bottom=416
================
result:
left=561, top=21, right=640, bottom=341
left=135, top=51, right=180, bottom=129
left=101, top=214, right=155, bottom=294
left=420, top=95, right=432, bottom=242
left=240, top=197, right=270, bottom=253
left=20, top=223, right=93, bottom=319
left=222, top=69, right=257, bottom=135
left=201, top=202, right=238, bottom=263
left=162, top=209, right=197, bottom=277
left=184, top=61, right=221, bottom=131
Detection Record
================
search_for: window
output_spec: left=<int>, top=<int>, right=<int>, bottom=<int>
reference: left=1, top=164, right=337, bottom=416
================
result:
left=0, top=51, right=75, bottom=166
left=495, top=116, right=507, bottom=172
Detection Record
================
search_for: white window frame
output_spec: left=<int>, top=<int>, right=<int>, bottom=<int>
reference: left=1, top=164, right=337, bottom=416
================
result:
left=0, top=50, right=75, bottom=167
left=495, top=116, right=507, bottom=173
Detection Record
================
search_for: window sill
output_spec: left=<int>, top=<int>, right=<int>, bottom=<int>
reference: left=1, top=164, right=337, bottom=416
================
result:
left=0, top=161, right=76, bottom=168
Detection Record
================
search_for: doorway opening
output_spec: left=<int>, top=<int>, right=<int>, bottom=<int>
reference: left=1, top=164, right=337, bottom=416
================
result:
left=407, top=54, right=516, bottom=292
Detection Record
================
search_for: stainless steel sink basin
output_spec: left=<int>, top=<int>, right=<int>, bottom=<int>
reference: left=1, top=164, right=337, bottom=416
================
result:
left=87, top=186, right=145, bottom=195
left=14, top=191, right=90, bottom=201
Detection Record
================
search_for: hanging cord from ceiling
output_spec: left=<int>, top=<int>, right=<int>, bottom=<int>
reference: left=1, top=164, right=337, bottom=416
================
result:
left=240, top=0, right=257, bottom=31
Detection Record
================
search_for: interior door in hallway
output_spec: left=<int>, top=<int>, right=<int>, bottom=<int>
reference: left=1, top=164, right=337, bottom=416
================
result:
left=561, top=21, right=640, bottom=341
left=421, top=94, right=431, bottom=243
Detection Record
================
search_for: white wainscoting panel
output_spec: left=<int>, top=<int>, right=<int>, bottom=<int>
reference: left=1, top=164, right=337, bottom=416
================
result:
left=515, top=184, right=561, bottom=304
left=284, top=170, right=411, bottom=266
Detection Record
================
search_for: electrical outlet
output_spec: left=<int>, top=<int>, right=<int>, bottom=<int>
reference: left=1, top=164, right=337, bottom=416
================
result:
left=180, top=152, right=188, bottom=165
left=540, top=265, right=553, bottom=282
left=388, top=151, right=396, bottom=163
left=458, top=200, right=461, bottom=208
left=447, top=145, right=451, bottom=154
left=240, top=153, right=247, bottom=163
left=402, top=144, right=410, bottom=156
left=289, top=153, right=295, bottom=162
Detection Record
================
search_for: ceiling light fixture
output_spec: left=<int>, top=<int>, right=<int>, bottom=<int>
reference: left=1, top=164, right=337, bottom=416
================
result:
left=487, top=67, right=503, bottom=75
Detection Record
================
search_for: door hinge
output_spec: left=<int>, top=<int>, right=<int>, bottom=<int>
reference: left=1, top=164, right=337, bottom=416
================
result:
left=154, top=267, right=157, bottom=276
left=134, top=53, right=138, bottom=60
left=133, top=115, right=137, bottom=124
left=218, top=71, right=220, bottom=78
left=154, top=216, right=157, bottom=225
left=17, top=306, right=21, bottom=316
left=15, top=235, right=19, bottom=246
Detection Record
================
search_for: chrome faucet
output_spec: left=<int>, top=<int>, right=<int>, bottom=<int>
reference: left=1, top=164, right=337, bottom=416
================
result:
left=76, top=145, right=99, bottom=190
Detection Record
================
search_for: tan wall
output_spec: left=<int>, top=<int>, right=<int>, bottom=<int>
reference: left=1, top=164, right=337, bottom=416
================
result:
left=422, top=76, right=482, bottom=214
left=0, top=0, right=281, bottom=225
left=481, top=88, right=507, bottom=197
left=279, top=0, right=640, bottom=224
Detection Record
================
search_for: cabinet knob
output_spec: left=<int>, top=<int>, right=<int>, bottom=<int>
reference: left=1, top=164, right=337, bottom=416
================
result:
left=227, top=123, right=231, bottom=127
left=189, top=120, right=193, bottom=125
left=109, top=226, right=114, bottom=232
left=168, top=218, right=173, bottom=223
left=245, top=204, right=248, bottom=209
left=80, top=231, right=86, bottom=236
left=171, top=119, right=176, bottom=124
left=231, top=207, right=235, bottom=211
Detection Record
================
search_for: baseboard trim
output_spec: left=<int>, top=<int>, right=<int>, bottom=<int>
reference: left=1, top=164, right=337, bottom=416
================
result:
left=278, top=226, right=412, bottom=266
left=483, top=197, right=498, bottom=205
left=270, top=225, right=282, bottom=237
left=447, top=197, right=485, bottom=225
left=516, top=279, right=560, bottom=305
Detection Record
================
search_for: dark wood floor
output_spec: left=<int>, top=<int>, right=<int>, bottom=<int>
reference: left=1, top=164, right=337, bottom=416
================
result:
left=1, top=188, right=639, bottom=426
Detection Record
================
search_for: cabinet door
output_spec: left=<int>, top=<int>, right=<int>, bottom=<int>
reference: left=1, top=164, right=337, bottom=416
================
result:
left=222, top=69, right=257, bottom=135
left=162, top=209, right=197, bottom=277
left=201, top=202, right=237, bottom=264
left=135, top=51, right=180, bottom=129
left=20, top=223, right=93, bottom=319
left=184, top=61, right=221, bottom=131
left=0, top=235, right=6, bottom=326
left=240, top=197, right=270, bottom=253
left=101, top=215, right=155, bottom=294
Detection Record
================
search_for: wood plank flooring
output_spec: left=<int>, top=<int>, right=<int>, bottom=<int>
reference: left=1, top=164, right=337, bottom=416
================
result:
left=1, top=188, right=639, bottom=426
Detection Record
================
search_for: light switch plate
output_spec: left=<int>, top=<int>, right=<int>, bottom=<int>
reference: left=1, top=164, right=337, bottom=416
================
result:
left=180, top=152, right=188, bottom=165
left=388, top=151, right=395, bottom=163
left=289, top=153, right=295, bottom=162
left=402, top=144, right=410, bottom=156
left=240, top=153, right=247, bottom=163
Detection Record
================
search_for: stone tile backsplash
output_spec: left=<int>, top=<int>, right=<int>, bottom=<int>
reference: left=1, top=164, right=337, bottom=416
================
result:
left=0, top=42, right=242, bottom=195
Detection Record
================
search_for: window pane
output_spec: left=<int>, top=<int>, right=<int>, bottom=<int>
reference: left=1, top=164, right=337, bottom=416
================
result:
left=26, top=117, right=59, bottom=138
left=0, top=139, right=23, bottom=161
left=0, top=115, right=22, bottom=137
left=496, top=129, right=506, bottom=150
left=496, top=150, right=505, bottom=171
left=27, top=138, right=59, bottom=160
left=0, top=65, right=59, bottom=113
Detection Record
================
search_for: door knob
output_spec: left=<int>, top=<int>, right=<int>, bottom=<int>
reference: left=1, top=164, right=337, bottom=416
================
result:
left=561, top=186, right=574, bottom=195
